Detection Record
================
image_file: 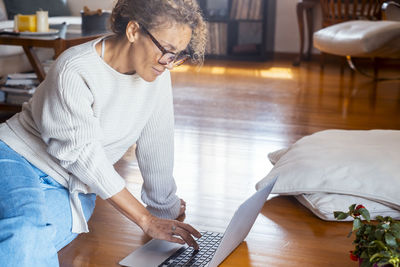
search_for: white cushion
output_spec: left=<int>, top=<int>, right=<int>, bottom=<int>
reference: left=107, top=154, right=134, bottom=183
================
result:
left=313, top=20, right=400, bottom=58
left=296, top=193, right=400, bottom=221
left=256, top=129, right=400, bottom=220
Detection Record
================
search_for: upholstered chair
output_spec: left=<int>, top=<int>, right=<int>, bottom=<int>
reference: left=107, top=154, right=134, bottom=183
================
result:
left=313, top=1, right=400, bottom=80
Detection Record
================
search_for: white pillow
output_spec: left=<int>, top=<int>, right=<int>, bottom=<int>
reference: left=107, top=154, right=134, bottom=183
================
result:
left=256, top=129, right=400, bottom=220
left=296, top=193, right=400, bottom=221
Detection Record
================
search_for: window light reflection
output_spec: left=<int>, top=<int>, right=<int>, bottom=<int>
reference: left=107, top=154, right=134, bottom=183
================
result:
left=260, top=67, right=293, bottom=79
left=172, top=65, right=293, bottom=79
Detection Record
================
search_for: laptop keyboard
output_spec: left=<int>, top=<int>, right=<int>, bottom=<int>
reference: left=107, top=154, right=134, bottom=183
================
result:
left=158, top=231, right=224, bottom=267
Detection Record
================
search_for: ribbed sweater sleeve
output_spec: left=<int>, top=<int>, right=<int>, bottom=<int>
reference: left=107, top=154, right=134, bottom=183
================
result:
left=136, top=73, right=180, bottom=220
left=37, top=61, right=125, bottom=199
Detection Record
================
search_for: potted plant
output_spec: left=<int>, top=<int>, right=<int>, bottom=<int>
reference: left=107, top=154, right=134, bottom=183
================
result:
left=334, top=204, right=400, bottom=267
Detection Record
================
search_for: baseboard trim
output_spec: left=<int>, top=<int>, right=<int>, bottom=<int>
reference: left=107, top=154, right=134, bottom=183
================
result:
left=272, top=52, right=337, bottom=64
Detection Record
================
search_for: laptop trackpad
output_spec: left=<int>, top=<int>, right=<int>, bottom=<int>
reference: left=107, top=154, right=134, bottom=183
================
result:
left=119, top=239, right=184, bottom=267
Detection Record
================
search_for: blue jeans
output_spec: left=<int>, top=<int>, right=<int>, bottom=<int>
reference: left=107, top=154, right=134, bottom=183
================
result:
left=0, top=140, right=96, bottom=267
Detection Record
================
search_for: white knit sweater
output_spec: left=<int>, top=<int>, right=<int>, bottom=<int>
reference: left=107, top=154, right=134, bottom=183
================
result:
left=0, top=38, right=180, bottom=233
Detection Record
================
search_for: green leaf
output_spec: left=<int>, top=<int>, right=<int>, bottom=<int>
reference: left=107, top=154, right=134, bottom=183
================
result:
left=334, top=211, right=349, bottom=220
left=375, top=229, right=385, bottom=241
left=385, top=233, right=397, bottom=247
left=353, top=218, right=362, bottom=231
left=370, top=240, right=387, bottom=250
left=391, top=228, right=400, bottom=239
left=360, top=250, right=369, bottom=259
left=391, top=223, right=400, bottom=238
left=365, top=225, right=372, bottom=235
left=384, top=216, right=393, bottom=222
left=370, top=252, right=386, bottom=262
left=358, top=208, right=371, bottom=222
left=376, top=216, right=384, bottom=222
left=360, top=258, right=373, bottom=267
left=349, top=204, right=357, bottom=213
left=392, top=222, right=400, bottom=230
left=389, top=260, right=400, bottom=267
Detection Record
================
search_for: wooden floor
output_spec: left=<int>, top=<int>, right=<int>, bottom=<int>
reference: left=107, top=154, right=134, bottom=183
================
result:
left=56, top=59, right=400, bottom=266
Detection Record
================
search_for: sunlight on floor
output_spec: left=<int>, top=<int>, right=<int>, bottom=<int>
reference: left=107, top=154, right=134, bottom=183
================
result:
left=173, top=128, right=278, bottom=199
left=172, top=65, right=293, bottom=79
left=260, top=67, right=293, bottom=79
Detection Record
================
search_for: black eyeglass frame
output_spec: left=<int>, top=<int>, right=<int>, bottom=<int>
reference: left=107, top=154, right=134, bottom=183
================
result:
left=139, top=24, right=190, bottom=67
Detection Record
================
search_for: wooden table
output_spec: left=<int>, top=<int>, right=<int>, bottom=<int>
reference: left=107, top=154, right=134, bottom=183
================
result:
left=293, top=0, right=319, bottom=66
left=0, top=25, right=104, bottom=82
left=0, top=25, right=105, bottom=112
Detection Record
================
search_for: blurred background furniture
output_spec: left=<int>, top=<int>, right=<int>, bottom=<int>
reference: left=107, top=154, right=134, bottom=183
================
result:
left=294, top=0, right=386, bottom=67
left=293, top=0, right=319, bottom=66
left=198, top=0, right=275, bottom=61
left=320, top=0, right=383, bottom=27
left=0, top=23, right=104, bottom=82
left=0, top=0, right=113, bottom=77
left=0, top=0, right=113, bottom=113
left=313, top=1, right=400, bottom=80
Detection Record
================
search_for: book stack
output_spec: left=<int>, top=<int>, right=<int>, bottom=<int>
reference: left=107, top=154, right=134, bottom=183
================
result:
left=206, top=22, right=228, bottom=56
left=230, top=0, right=264, bottom=20
left=0, top=73, right=38, bottom=105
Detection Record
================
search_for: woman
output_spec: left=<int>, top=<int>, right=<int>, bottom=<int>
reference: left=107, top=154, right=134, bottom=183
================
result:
left=0, top=0, right=207, bottom=266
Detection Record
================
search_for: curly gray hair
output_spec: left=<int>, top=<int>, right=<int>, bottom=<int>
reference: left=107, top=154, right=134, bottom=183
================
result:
left=111, top=0, right=207, bottom=64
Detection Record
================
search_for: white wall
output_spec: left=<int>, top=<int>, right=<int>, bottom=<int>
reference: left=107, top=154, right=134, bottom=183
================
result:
left=274, top=0, right=322, bottom=54
left=68, top=0, right=115, bottom=16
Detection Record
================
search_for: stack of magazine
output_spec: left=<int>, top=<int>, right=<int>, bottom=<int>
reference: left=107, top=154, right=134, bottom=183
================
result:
left=0, top=73, right=38, bottom=105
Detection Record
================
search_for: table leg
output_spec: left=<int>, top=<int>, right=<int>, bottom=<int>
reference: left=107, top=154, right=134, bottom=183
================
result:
left=293, top=2, right=305, bottom=66
left=22, top=46, right=46, bottom=82
left=305, top=6, right=314, bottom=61
left=293, top=1, right=319, bottom=66
left=54, top=39, right=67, bottom=59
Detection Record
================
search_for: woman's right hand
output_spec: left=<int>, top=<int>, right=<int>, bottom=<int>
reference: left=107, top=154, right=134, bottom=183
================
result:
left=141, top=214, right=201, bottom=250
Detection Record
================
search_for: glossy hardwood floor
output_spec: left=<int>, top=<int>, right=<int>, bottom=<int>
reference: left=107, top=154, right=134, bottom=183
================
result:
left=57, top=59, right=400, bottom=266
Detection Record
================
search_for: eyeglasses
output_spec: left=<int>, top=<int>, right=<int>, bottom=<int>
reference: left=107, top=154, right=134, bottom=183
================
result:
left=140, top=24, right=190, bottom=67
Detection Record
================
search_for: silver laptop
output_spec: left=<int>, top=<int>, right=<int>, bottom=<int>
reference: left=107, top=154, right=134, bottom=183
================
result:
left=119, top=176, right=277, bottom=267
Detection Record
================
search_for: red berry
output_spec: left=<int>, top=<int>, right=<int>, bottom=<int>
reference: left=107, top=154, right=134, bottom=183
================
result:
left=349, top=251, right=358, bottom=261
left=356, top=205, right=365, bottom=210
left=354, top=205, right=366, bottom=216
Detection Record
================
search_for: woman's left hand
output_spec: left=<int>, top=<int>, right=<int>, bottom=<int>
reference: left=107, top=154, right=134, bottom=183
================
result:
left=176, top=199, right=186, bottom=221
left=179, top=199, right=186, bottom=216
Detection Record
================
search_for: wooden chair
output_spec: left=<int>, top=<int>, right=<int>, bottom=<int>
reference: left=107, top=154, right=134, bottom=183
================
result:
left=320, top=0, right=383, bottom=28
